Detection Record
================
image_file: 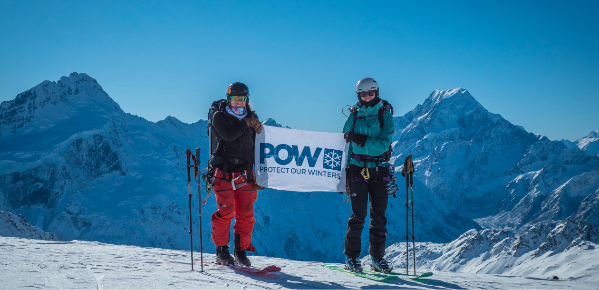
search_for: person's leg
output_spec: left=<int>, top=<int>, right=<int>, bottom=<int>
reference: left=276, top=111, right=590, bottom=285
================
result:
left=233, top=181, right=257, bottom=253
left=210, top=173, right=236, bottom=264
left=343, top=180, right=369, bottom=259
left=211, top=177, right=235, bottom=247
left=368, top=178, right=389, bottom=258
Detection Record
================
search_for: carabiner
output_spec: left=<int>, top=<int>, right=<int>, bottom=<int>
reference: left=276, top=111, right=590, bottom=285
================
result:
left=361, top=167, right=370, bottom=180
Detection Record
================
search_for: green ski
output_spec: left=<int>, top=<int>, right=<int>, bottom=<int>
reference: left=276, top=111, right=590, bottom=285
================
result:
left=323, top=264, right=398, bottom=283
left=364, top=269, right=433, bottom=280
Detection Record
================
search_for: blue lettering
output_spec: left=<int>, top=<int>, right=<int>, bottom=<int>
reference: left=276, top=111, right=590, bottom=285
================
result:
left=294, top=146, right=322, bottom=167
left=275, top=144, right=294, bottom=165
left=260, top=143, right=275, bottom=164
left=261, top=143, right=327, bottom=168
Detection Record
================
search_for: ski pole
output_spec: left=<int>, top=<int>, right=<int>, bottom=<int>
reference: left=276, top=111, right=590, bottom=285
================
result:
left=186, top=149, right=194, bottom=271
left=405, top=170, right=409, bottom=275
left=195, top=148, right=204, bottom=272
left=410, top=172, right=416, bottom=275
left=402, top=155, right=415, bottom=275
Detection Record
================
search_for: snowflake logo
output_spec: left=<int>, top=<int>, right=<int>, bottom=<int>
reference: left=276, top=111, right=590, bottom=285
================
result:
left=323, top=149, right=343, bottom=171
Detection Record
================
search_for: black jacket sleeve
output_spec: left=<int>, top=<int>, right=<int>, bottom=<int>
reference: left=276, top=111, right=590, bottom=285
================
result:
left=212, top=111, right=249, bottom=142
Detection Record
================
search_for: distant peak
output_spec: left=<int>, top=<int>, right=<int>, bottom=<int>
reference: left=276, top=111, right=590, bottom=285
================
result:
left=262, top=118, right=290, bottom=129
left=420, top=88, right=481, bottom=112
left=59, top=72, right=99, bottom=86
left=427, top=88, right=471, bottom=103
left=263, top=118, right=282, bottom=127
left=164, top=116, right=182, bottom=123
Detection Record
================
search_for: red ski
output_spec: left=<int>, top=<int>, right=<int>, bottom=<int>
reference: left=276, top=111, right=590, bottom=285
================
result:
left=197, top=260, right=281, bottom=278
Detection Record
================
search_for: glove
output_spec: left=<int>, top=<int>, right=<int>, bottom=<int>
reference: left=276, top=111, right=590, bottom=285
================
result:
left=343, top=131, right=367, bottom=147
left=386, top=180, right=399, bottom=197
left=252, top=122, right=263, bottom=134
left=244, top=118, right=263, bottom=134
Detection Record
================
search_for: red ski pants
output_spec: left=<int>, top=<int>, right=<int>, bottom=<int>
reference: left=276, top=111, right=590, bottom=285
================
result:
left=211, top=169, right=257, bottom=252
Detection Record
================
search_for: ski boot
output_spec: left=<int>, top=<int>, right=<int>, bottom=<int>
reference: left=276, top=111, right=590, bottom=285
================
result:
left=345, top=256, right=363, bottom=272
left=371, top=256, right=392, bottom=273
left=233, top=233, right=251, bottom=266
left=215, top=245, right=235, bottom=265
left=234, top=249, right=251, bottom=266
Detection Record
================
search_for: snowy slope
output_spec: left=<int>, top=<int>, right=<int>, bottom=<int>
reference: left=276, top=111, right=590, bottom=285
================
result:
left=1, top=235, right=597, bottom=289
left=0, top=73, right=477, bottom=264
left=380, top=220, right=599, bottom=282
left=563, top=130, right=599, bottom=156
left=0, top=210, right=56, bottom=240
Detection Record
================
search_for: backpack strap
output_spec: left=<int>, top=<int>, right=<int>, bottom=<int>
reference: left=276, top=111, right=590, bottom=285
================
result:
left=377, top=99, right=394, bottom=129
left=350, top=102, right=377, bottom=131
left=350, top=103, right=359, bottom=133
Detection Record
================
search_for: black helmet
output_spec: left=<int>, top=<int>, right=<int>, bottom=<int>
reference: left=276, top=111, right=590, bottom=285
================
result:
left=226, top=82, right=249, bottom=98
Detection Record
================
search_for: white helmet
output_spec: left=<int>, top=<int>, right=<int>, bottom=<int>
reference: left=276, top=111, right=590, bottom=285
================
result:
left=356, top=77, right=379, bottom=93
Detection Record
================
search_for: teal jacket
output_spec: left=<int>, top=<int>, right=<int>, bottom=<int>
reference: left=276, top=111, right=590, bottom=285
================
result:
left=342, top=101, right=394, bottom=168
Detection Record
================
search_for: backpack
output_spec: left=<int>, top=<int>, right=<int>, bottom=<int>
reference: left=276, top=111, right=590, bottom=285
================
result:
left=207, top=99, right=228, bottom=159
left=206, top=99, right=258, bottom=164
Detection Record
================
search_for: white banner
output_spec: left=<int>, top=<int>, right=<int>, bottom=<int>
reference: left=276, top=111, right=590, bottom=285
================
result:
left=255, top=125, right=349, bottom=192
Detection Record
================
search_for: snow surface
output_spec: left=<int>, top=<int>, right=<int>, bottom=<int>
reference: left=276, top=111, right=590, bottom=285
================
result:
left=376, top=221, right=599, bottom=283
left=1, top=235, right=596, bottom=290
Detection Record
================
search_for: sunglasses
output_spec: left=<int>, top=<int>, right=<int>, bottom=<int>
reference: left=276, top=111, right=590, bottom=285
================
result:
left=230, top=95, right=248, bottom=102
left=359, top=90, right=376, bottom=98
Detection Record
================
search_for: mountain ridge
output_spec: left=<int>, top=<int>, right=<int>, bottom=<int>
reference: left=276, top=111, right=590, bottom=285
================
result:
left=1, top=73, right=597, bottom=265
left=390, top=88, right=599, bottom=231
left=0, top=73, right=478, bottom=262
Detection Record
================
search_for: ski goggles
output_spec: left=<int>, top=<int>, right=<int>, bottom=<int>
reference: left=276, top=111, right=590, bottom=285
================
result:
left=359, top=90, right=376, bottom=98
left=230, top=95, right=248, bottom=102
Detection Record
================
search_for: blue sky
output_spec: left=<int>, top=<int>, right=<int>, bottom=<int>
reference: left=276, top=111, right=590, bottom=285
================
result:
left=1, top=0, right=598, bottom=140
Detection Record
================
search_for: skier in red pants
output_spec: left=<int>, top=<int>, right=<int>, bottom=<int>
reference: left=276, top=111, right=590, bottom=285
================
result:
left=209, top=82, right=263, bottom=266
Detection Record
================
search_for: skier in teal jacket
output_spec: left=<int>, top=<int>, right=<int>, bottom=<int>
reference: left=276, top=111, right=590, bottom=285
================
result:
left=342, top=77, right=394, bottom=273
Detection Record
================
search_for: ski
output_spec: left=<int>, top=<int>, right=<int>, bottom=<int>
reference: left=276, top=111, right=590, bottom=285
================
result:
left=364, top=269, right=433, bottom=280
left=323, top=264, right=398, bottom=283
left=198, top=260, right=281, bottom=277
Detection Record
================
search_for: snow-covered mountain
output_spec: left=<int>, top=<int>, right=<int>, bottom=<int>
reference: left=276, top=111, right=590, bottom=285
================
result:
left=0, top=210, right=56, bottom=240
left=380, top=220, right=598, bottom=281
left=563, top=130, right=599, bottom=156
left=391, top=88, right=599, bottom=232
left=262, top=118, right=290, bottom=128
left=1, top=74, right=597, bottom=271
left=0, top=73, right=476, bottom=263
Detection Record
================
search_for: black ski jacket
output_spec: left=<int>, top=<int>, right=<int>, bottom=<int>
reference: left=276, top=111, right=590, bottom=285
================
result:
left=211, top=110, right=258, bottom=173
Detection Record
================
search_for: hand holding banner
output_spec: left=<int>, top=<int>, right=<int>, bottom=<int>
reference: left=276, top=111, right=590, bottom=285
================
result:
left=254, top=125, right=349, bottom=192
